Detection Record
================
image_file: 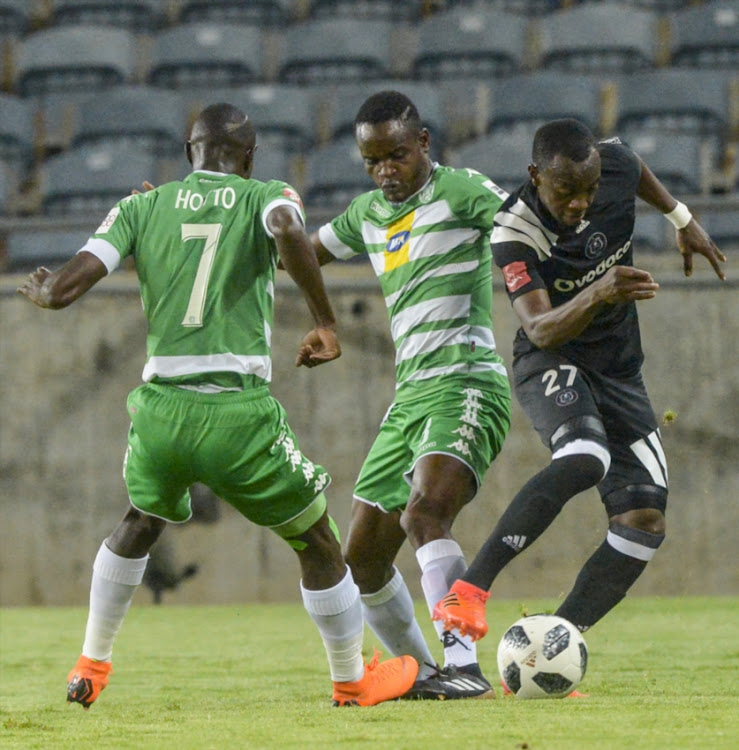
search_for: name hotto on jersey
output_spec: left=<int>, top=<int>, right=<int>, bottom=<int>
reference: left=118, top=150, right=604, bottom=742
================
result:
left=553, top=239, right=632, bottom=293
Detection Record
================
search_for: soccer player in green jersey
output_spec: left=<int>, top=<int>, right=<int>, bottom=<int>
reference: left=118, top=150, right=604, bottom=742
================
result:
left=17, top=103, right=418, bottom=709
left=309, top=91, right=512, bottom=699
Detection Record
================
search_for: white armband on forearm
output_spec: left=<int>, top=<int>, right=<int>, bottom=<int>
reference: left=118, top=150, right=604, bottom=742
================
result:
left=664, top=201, right=692, bottom=230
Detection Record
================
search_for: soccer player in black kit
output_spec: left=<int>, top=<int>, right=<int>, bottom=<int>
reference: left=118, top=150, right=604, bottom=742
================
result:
left=433, top=119, right=726, bottom=668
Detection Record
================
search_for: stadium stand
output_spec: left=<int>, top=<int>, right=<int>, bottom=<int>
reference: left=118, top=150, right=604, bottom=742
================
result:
left=147, top=23, right=263, bottom=89
left=632, top=211, right=675, bottom=253
left=669, top=0, right=739, bottom=68
left=623, top=131, right=707, bottom=195
left=0, top=0, right=31, bottom=35
left=412, top=6, right=529, bottom=80
left=320, top=80, right=445, bottom=154
left=177, top=0, right=295, bottom=26
left=0, top=0, right=735, bottom=254
left=180, top=84, right=318, bottom=154
left=49, top=0, right=167, bottom=32
left=302, top=134, right=370, bottom=210
left=4, top=228, right=92, bottom=272
left=487, top=71, right=605, bottom=142
left=69, top=86, right=187, bottom=159
left=0, top=93, right=33, bottom=179
left=449, top=131, right=532, bottom=194
left=0, top=160, right=12, bottom=215
left=14, top=26, right=137, bottom=96
left=537, top=2, right=659, bottom=73
left=307, top=0, right=424, bottom=22
left=277, top=19, right=394, bottom=85
left=615, top=67, right=737, bottom=179
left=696, top=206, right=739, bottom=246
left=40, top=141, right=159, bottom=217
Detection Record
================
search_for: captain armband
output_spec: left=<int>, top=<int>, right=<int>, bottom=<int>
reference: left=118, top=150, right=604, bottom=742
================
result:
left=664, top=201, right=692, bottom=230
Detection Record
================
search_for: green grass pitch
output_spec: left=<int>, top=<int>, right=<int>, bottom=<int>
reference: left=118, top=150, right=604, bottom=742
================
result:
left=1, top=596, right=737, bottom=749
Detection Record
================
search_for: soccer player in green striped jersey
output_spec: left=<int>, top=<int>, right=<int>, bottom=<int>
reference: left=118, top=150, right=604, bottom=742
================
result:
left=310, top=91, right=512, bottom=699
left=18, top=103, right=418, bottom=709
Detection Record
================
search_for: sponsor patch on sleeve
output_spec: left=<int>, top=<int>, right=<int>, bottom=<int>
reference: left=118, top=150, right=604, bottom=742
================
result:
left=282, top=187, right=304, bottom=210
left=502, top=260, right=531, bottom=293
left=95, top=206, right=120, bottom=234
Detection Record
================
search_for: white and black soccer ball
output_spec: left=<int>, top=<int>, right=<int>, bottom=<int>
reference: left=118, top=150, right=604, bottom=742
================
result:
left=496, top=614, right=588, bottom=699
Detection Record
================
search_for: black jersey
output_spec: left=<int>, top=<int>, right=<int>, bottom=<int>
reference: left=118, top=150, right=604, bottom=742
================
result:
left=492, top=139, right=643, bottom=377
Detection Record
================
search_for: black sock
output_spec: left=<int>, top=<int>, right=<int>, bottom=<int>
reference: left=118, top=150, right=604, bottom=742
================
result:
left=463, top=454, right=604, bottom=591
left=556, top=525, right=664, bottom=631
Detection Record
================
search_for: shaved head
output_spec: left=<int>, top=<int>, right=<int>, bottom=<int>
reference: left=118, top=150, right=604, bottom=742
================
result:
left=187, top=103, right=257, bottom=176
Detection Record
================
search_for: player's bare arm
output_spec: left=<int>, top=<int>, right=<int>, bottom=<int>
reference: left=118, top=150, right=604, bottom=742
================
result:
left=635, top=157, right=726, bottom=281
left=513, top=265, right=659, bottom=350
left=309, top=232, right=337, bottom=266
left=266, top=205, right=341, bottom=367
left=17, top=251, right=107, bottom=309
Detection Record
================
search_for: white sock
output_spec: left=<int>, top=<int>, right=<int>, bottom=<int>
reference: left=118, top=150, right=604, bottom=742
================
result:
left=416, top=539, right=478, bottom=669
left=300, top=567, right=364, bottom=683
left=361, top=567, right=436, bottom=680
left=82, top=541, right=148, bottom=662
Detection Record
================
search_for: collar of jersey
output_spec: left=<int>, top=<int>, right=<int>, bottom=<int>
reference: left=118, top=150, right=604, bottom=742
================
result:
left=385, top=161, right=439, bottom=207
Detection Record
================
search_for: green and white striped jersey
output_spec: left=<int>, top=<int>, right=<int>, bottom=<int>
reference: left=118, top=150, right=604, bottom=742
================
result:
left=80, top=170, right=305, bottom=390
left=318, top=164, right=509, bottom=401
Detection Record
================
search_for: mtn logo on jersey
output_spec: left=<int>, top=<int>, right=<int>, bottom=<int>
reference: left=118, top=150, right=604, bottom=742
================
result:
left=387, top=230, right=411, bottom=253
left=502, top=260, right=531, bottom=293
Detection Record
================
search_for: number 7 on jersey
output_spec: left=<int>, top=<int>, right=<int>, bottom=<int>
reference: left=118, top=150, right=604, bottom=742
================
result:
left=181, top=223, right=223, bottom=327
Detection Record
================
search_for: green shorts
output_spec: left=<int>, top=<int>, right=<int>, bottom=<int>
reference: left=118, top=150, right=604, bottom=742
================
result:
left=123, top=383, right=330, bottom=537
left=353, top=381, right=511, bottom=513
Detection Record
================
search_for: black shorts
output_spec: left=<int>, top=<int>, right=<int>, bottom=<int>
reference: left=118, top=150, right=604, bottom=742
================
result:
left=513, top=349, right=668, bottom=515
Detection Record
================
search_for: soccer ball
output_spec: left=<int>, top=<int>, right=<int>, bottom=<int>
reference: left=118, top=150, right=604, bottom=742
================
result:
left=496, top=614, right=588, bottom=699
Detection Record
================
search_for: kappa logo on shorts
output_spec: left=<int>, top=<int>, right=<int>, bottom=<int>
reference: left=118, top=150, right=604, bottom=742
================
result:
left=555, top=388, right=579, bottom=406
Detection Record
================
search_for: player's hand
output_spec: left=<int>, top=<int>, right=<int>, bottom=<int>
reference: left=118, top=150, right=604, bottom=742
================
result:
left=16, top=266, right=53, bottom=307
left=596, top=266, right=659, bottom=304
left=131, top=181, right=156, bottom=195
left=295, top=327, right=341, bottom=368
left=676, top=220, right=726, bottom=281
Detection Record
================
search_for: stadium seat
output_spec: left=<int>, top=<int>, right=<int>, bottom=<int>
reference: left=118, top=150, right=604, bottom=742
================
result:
left=0, top=0, right=31, bottom=35
left=320, top=81, right=446, bottom=156
left=4, top=228, right=93, bottom=272
left=437, top=78, right=496, bottom=148
left=306, top=0, right=423, bottom=22
left=303, top=135, right=371, bottom=210
left=70, top=86, right=187, bottom=158
left=0, top=159, right=12, bottom=215
left=537, top=2, right=658, bottom=73
left=148, top=24, right=263, bottom=89
left=0, top=93, right=33, bottom=178
left=632, top=211, right=673, bottom=253
left=625, top=0, right=693, bottom=9
left=15, top=26, right=137, bottom=96
left=623, top=131, right=706, bottom=195
left=697, top=207, right=739, bottom=248
left=412, top=6, right=528, bottom=80
left=178, top=0, right=293, bottom=26
left=277, top=19, right=393, bottom=85
left=449, top=132, right=530, bottom=194
left=181, top=84, right=318, bottom=153
left=615, top=68, right=734, bottom=162
left=487, top=71, right=604, bottom=141
left=669, top=0, right=739, bottom=68
left=500, top=0, right=565, bottom=13
left=40, top=142, right=160, bottom=217
left=49, top=0, right=167, bottom=32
